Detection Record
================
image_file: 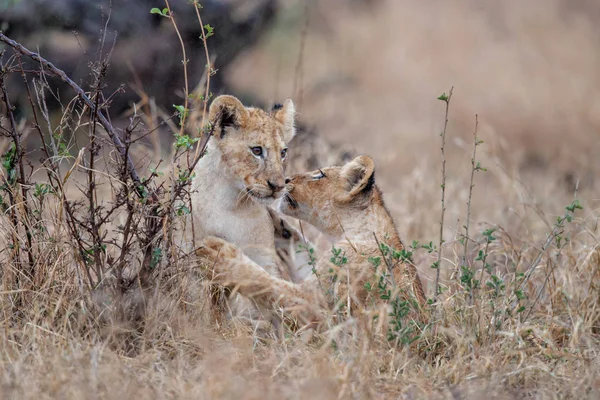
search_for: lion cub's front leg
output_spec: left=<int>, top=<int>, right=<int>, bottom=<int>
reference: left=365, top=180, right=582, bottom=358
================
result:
left=199, top=236, right=326, bottom=331
left=268, top=206, right=315, bottom=283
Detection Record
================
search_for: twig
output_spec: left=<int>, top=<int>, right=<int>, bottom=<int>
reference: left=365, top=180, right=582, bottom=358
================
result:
left=462, top=115, right=479, bottom=269
left=0, top=62, right=35, bottom=274
left=192, top=1, right=214, bottom=160
left=164, top=0, right=189, bottom=137
left=16, top=56, right=52, bottom=169
left=189, top=0, right=214, bottom=248
left=372, top=232, right=396, bottom=287
left=464, top=114, right=479, bottom=305
left=86, top=60, right=106, bottom=280
left=521, top=225, right=563, bottom=287
left=434, top=87, right=453, bottom=300
left=522, top=256, right=559, bottom=322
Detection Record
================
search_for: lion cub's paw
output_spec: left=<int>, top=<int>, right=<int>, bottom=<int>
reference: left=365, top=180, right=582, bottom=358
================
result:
left=196, top=236, right=244, bottom=284
left=197, top=236, right=243, bottom=264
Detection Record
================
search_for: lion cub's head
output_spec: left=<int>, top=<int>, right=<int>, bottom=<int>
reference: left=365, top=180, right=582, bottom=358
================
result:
left=278, top=155, right=376, bottom=236
left=207, top=95, right=296, bottom=205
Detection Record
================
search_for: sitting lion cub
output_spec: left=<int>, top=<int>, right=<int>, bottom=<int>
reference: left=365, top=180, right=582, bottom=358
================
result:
left=198, top=155, right=427, bottom=330
left=192, top=95, right=299, bottom=281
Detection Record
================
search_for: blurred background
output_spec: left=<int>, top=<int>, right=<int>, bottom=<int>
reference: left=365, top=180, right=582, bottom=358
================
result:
left=2, top=0, right=599, bottom=283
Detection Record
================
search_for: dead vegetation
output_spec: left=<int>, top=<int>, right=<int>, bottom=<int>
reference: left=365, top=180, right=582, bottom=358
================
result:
left=0, top=0, right=599, bottom=398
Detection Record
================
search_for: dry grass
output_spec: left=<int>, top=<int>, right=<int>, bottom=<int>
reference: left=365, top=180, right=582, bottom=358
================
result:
left=0, top=0, right=599, bottom=398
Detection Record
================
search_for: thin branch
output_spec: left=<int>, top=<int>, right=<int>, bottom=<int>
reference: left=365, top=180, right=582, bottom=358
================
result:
left=164, top=0, right=189, bottom=137
left=434, top=87, right=453, bottom=301
left=462, top=115, right=479, bottom=270
left=0, top=62, right=35, bottom=273
left=464, top=114, right=479, bottom=305
left=192, top=0, right=214, bottom=160
left=372, top=232, right=395, bottom=285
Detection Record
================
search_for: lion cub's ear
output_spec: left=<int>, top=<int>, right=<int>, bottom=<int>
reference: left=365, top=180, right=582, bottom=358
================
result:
left=273, top=99, right=296, bottom=144
left=336, top=155, right=376, bottom=203
left=209, top=95, right=250, bottom=138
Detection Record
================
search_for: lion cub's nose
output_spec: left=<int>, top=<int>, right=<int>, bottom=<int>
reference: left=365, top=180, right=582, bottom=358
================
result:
left=268, top=179, right=285, bottom=192
left=285, top=177, right=291, bottom=184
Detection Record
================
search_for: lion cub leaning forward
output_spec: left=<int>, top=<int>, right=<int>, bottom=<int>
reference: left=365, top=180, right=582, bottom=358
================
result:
left=198, top=155, right=427, bottom=330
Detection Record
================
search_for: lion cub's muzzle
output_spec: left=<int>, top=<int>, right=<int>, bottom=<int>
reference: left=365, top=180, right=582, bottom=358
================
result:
left=282, top=183, right=299, bottom=209
left=267, top=179, right=285, bottom=198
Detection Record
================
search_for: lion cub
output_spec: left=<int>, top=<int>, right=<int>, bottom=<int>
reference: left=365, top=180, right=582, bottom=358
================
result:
left=192, top=95, right=300, bottom=281
left=198, top=155, right=427, bottom=330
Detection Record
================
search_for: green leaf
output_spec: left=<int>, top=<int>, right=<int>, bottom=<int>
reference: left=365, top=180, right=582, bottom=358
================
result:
left=149, top=167, right=163, bottom=177
left=437, top=93, right=448, bottom=102
left=34, top=183, right=51, bottom=198
left=368, top=256, right=381, bottom=269
left=421, top=241, right=435, bottom=253
left=475, top=250, right=484, bottom=261
left=174, top=134, right=198, bottom=150
left=173, top=104, right=189, bottom=126
left=150, top=247, right=162, bottom=269
left=515, top=289, right=525, bottom=300
left=150, top=7, right=169, bottom=17
left=176, top=205, right=191, bottom=216
left=565, top=199, right=583, bottom=213
left=475, top=161, right=487, bottom=172
left=204, top=23, right=214, bottom=38
left=482, top=227, right=497, bottom=242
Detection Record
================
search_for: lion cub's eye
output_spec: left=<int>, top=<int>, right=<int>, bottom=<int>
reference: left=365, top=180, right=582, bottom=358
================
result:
left=312, top=169, right=326, bottom=180
left=281, top=148, right=288, bottom=160
left=250, top=146, right=263, bottom=157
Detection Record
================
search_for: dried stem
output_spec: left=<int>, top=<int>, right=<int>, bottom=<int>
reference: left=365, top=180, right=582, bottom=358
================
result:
left=86, top=64, right=105, bottom=279
left=194, top=1, right=213, bottom=160
left=192, top=0, right=212, bottom=138
left=189, top=1, right=214, bottom=248
left=434, top=86, right=453, bottom=300
left=464, top=114, right=479, bottom=304
left=462, top=115, right=479, bottom=268
left=164, top=0, right=189, bottom=137
left=0, top=63, right=35, bottom=275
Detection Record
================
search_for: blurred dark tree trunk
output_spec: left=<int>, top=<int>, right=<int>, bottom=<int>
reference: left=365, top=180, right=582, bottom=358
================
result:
left=0, top=0, right=277, bottom=114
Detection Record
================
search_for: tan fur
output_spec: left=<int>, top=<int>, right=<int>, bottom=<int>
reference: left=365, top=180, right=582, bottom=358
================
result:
left=192, top=95, right=297, bottom=279
left=192, top=95, right=306, bottom=327
left=198, top=155, right=427, bottom=332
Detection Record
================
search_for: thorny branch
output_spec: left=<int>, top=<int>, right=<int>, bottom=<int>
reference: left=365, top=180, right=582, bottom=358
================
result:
left=0, top=32, right=148, bottom=199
